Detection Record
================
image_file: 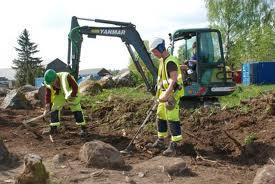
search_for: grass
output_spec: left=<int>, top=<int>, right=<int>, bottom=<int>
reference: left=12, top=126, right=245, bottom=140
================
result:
left=81, top=84, right=275, bottom=109
left=244, top=133, right=257, bottom=145
left=81, top=87, right=152, bottom=109
left=219, top=84, right=275, bottom=108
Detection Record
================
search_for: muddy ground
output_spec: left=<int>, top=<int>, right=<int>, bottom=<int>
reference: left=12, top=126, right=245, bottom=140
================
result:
left=0, top=90, right=274, bottom=183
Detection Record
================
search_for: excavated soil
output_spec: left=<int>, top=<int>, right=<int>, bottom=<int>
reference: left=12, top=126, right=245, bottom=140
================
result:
left=0, top=90, right=274, bottom=183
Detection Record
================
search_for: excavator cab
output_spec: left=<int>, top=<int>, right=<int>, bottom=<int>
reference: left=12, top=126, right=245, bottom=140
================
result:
left=170, top=28, right=235, bottom=97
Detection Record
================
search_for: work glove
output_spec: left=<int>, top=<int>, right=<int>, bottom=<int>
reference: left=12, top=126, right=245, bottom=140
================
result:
left=165, top=95, right=176, bottom=110
left=159, top=92, right=169, bottom=102
left=43, top=104, right=51, bottom=116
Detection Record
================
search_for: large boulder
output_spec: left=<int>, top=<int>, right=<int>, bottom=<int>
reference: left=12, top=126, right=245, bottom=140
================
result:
left=253, top=165, right=275, bottom=184
left=79, top=140, right=125, bottom=169
left=134, top=156, right=194, bottom=177
left=25, top=90, right=41, bottom=107
left=38, top=86, right=46, bottom=107
left=98, top=75, right=115, bottom=89
left=19, top=85, right=37, bottom=93
left=79, top=80, right=102, bottom=96
left=0, top=87, right=10, bottom=97
left=0, top=89, right=32, bottom=109
left=0, top=139, right=10, bottom=165
left=113, top=70, right=135, bottom=87
left=15, top=154, right=49, bottom=184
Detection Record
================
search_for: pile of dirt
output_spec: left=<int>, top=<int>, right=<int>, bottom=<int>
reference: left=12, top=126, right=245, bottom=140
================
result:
left=90, top=90, right=275, bottom=165
left=91, top=95, right=154, bottom=131
left=180, top=90, right=275, bottom=164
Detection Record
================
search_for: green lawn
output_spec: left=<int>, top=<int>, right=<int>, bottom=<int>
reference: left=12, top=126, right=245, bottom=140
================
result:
left=219, top=84, right=275, bottom=108
left=81, top=84, right=275, bottom=109
left=81, top=87, right=152, bottom=109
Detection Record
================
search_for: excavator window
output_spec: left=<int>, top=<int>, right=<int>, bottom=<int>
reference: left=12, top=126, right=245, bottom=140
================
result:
left=199, top=32, right=222, bottom=64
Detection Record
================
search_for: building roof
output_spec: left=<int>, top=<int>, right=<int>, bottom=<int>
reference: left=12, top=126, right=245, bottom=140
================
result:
left=79, top=68, right=111, bottom=76
left=46, top=58, right=71, bottom=73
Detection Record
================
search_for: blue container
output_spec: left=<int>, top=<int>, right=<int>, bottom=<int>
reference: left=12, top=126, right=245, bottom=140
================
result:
left=35, top=77, right=44, bottom=88
left=250, top=62, right=259, bottom=84
left=242, top=63, right=251, bottom=85
left=242, top=61, right=275, bottom=85
left=256, top=62, right=275, bottom=84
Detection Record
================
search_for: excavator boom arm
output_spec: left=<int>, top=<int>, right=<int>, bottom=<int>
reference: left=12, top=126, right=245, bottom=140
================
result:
left=67, top=16, right=157, bottom=94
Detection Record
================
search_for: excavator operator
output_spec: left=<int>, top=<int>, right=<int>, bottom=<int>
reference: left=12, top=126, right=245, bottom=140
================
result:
left=147, top=38, right=184, bottom=156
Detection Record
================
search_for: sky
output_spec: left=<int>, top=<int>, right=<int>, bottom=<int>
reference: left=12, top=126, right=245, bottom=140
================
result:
left=0, top=0, right=208, bottom=71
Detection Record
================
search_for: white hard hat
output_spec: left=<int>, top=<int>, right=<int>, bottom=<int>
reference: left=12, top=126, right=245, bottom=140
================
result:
left=150, top=38, right=165, bottom=51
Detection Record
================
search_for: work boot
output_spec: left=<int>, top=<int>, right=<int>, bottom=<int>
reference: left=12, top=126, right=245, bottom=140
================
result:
left=146, top=138, right=165, bottom=149
left=41, top=126, right=58, bottom=135
left=79, top=126, right=88, bottom=137
left=50, top=126, right=58, bottom=135
left=163, top=141, right=177, bottom=156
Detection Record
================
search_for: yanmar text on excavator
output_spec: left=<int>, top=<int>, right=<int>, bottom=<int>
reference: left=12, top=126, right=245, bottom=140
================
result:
left=67, top=16, right=235, bottom=105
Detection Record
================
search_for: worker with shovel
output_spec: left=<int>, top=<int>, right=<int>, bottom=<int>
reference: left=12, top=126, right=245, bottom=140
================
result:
left=147, top=38, right=184, bottom=156
left=43, top=69, right=87, bottom=137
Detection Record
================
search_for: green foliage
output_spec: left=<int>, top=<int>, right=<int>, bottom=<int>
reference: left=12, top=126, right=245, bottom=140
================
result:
left=205, top=0, right=275, bottom=67
left=244, top=133, right=257, bottom=145
left=128, top=40, right=159, bottom=86
left=219, top=84, right=275, bottom=107
left=81, top=87, right=152, bottom=109
left=12, top=29, right=44, bottom=86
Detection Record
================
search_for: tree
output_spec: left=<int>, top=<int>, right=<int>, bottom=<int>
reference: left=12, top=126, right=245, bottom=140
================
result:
left=12, top=29, right=44, bottom=86
left=205, top=0, right=275, bottom=67
left=205, top=0, right=243, bottom=65
left=128, top=40, right=159, bottom=85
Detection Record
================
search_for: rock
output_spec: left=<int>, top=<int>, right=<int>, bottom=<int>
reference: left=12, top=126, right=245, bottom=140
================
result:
left=137, top=172, right=145, bottom=178
left=25, top=90, right=41, bottom=107
left=19, top=85, right=37, bottom=93
left=113, top=70, right=134, bottom=87
left=79, top=80, right=103, bottom=96
left=134, top=156, right=195, bottom=177
left=98, top=75, right=115, bottom=89
left=163, top=161, right=189, bottom=176
left=25, top=90, right=39, bottom=100
left=79, top=140, right=125, bottom=169
left=53, top=153, right=66, bottom=165
left=0, top=87, right=10, bottom=97
left=0, top=139, right=10, bottom=164
left=253, top=165, right=275, bottom=184
left=0, top=89, right=32, bottom=109
left=38, top=86, right=46, bottom=107
left=125, top=176, right=136, bottom=184
left=15, top=154, right=49, bottom=184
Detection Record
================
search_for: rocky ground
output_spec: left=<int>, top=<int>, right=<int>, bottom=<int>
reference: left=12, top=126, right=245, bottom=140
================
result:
left=0, top=89, right=274, bottom=183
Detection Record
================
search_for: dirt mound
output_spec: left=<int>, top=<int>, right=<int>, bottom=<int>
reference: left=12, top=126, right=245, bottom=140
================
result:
left=91, top=95, right=154, bottom=131
left=181, top=90, right=275, bottom=165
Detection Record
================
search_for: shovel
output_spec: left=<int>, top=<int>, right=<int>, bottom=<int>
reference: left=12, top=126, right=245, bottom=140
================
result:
left=22, top=111, right=52, bottom=140
left=120, top=101, right=158, bottom=154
